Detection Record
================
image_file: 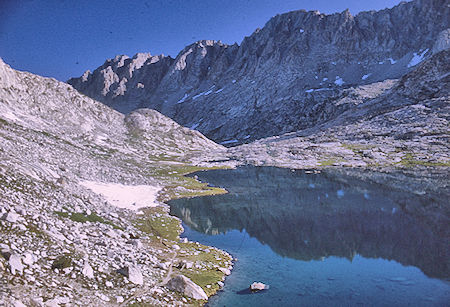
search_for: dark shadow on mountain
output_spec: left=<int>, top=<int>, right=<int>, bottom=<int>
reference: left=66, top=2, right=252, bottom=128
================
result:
left=169, top=166, right=450, bottom=279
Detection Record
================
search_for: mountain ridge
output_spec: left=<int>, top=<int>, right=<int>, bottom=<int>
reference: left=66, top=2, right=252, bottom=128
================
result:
left=68, top=0, right=449, bottom=143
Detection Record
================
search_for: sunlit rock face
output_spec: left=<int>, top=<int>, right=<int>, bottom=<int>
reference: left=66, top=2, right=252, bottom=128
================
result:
left=69, top=0, right=449, bottom=143
left=169, top=166, right=450, bottom=279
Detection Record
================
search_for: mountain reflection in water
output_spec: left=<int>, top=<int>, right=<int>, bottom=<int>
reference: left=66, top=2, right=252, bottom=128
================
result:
left=169, top=166, right=449, bottom=280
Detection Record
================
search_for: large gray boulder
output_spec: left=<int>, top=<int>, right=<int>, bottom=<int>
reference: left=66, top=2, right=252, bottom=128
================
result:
left=9, top=254, right=24, bottom=275
left=116, top=264, right=143, bottom=285
left=1, top=211, right=19, bottom=223
left=166, top=275, right=208, bottom=300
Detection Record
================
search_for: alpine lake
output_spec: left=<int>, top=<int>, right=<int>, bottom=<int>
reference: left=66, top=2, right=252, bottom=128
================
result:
left=168, top=166, right=450, bottom=307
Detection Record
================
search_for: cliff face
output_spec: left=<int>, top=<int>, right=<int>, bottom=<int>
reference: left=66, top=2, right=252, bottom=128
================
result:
left=68, top=0, right=449, bottom=143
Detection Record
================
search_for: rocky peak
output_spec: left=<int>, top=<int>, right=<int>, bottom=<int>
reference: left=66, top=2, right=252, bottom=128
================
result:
left=111, top=54, right=130, bottom=68
left=0, top=58, right=17, bottom=89
left=433, top=29, right=450, bottom=54
left=67, top=52, right=174, bottom=113
left=158, top=40, right=235, bottom=93
left=68, top=0, right=449, bottom=143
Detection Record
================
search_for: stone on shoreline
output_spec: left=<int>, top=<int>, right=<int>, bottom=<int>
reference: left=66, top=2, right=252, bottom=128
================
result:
left=166, top=275, right=208, bottom=300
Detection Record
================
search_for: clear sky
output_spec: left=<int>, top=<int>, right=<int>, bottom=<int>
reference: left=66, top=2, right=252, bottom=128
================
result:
left=0, top=0, right=406, bottom=81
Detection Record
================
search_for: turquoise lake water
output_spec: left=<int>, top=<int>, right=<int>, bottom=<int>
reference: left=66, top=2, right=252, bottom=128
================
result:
left=169, top=167, right=450, bottom=307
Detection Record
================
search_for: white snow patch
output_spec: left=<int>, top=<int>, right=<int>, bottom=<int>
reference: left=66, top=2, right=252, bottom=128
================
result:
left=408, top=49, right=429, bottom=68
left=190, top=122, right=200, bottom=130
left=215, top=88, right=224, bottom=93
left=305, top=88, right=332, bottom=93
left=244, top=135, right=251, bottom=139
left=192, top=93, right=204, bottom=100
left=220, top=139, right=238, bottom=145
left=322, top=77, right=328, bottom=81
left=192, top=86, right=215, bottom=100
left=232, top=79, right=236, bottom=83
left=361, top=73, right=372, bottom=80
left=378, top=61, right=384, bottom=64
left=177, top=93, right=189, bottom=104
left=331, top=62, right=336, bottom=65
left=299, top=29, right=305, bottom=33
left=334, top=76, right=344, bottom=86
left=387, top=58, right=397, bottom=64
left=80, top=181, right=160, bottom=210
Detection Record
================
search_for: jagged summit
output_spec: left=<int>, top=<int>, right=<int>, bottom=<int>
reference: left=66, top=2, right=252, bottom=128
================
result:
left=68, top=0, right=449, bottom=143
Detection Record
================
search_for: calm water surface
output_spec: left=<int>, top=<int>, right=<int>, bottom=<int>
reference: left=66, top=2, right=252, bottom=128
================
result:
left=169, top=167, right=449, bottom=307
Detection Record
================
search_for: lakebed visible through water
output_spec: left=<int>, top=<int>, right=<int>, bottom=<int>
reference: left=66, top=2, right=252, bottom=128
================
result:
left=168, top=166, right=449, bottom=307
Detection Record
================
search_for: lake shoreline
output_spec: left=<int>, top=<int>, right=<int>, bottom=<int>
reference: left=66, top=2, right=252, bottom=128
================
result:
left=168, top=165, right=450, bottom=306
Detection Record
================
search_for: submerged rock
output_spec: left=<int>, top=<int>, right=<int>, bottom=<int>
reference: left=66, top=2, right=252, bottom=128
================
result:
left=166, top=275, right=208, bottom=300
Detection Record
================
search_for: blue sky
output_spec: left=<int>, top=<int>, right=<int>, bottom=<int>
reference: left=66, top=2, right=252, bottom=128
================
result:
left=0, top=0, right=405, bottom=81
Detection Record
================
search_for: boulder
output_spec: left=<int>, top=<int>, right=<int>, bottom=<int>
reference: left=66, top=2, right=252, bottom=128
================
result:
left=22, top=252, right=36, bottom=265
left=2, top=211, right=19, bottom=223
left=0, top=245, right=11, bottom=260
left=218, top=267, right=231, bottom=275
left=166, top=275, right=208, bottom=300
left=116, top=264, right=143, bottom=285
left=9, top=254, right=24, bottom=275
left=126, top=239, right=142, bottom=249
left=82, top=261, right=94, bottom=279
left=13, top=300, right=26, bottom=307
left=250, top=282, right=269, bottom=292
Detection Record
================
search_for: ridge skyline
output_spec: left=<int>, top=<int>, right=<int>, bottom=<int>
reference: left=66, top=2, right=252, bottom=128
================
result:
left=1, top=0, right=407, bottom=81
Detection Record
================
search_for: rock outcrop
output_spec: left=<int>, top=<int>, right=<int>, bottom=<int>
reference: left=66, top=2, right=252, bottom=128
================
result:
left=116, top=264, right=143, bottom=285
left=68, top=0, right=449, bottom=143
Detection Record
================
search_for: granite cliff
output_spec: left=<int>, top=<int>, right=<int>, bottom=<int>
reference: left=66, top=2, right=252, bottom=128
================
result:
left=68, top=0, right=449, bottom=143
